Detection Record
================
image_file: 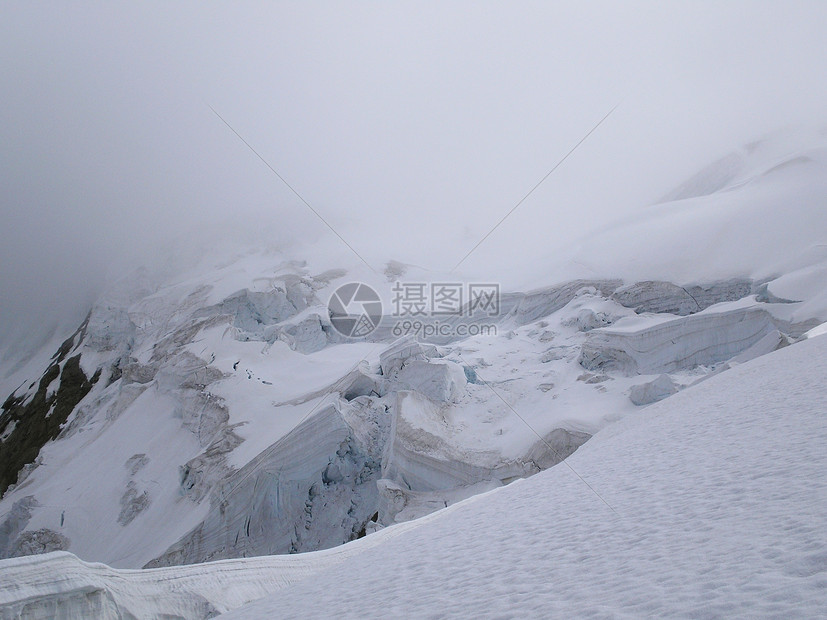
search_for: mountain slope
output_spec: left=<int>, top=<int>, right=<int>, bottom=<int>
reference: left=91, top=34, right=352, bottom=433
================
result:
left=224, top=330, right=827, bottom=619
left=0, top=129, right=825, bottom=587
left=1, top=329, right=824, bottom=618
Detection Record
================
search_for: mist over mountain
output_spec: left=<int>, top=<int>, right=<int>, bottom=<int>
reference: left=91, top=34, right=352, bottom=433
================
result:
left=3, top=2, right=827, bottom=352
left=1, top=4, right=827, bottom=618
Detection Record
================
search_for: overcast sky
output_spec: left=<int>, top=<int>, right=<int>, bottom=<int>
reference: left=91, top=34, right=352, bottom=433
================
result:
left=2, top=1, right=827, bottom=354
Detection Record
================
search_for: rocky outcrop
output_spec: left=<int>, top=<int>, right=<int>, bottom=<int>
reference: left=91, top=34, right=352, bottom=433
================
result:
left=0, top=347, right=100, bottom=496
left=11, top=529, right=70, bottom=557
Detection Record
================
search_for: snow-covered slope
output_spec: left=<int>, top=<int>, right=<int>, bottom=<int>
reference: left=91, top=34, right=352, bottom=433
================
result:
left=0, top=129, right=826, bottom=614
left=1, top=329, right=825, bottom=619
left=1, top=256, right=817, bottom=570
left=534, top=128, right=827, bottom=305
left=223, top=330, right=827, bottom=619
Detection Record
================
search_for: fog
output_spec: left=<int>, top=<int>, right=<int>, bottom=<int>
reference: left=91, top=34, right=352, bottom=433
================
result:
left=2, top=1, right=826, bottom=354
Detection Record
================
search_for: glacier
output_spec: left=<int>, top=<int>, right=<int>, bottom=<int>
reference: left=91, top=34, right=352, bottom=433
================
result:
left=0, top=130, right=826, bottom=617
left=0, top=323, right=824, bottom=619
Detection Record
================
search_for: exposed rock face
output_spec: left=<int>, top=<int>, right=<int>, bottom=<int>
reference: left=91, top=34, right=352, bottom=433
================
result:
left=11, top=529, right=70, bottom=557
left=118, top=482, right=150, bottom=526
left=0, top=332, right=100, bottom=495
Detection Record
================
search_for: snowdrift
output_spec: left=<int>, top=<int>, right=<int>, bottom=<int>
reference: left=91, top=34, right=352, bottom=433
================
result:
left=1, top=329, right=825, bottom=618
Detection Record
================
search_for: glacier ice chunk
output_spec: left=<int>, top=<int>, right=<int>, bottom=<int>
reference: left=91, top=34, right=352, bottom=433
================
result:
left=629, top=374, right=678, bottom=406
left=580, top=306, right=778, bottom=375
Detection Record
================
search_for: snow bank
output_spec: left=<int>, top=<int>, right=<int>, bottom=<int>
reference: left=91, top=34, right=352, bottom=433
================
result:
left=225, top=333, right=827, bottom=619
left=3, top=331, right=825, bottom=619
left=580, top=304, right=780, bottom=375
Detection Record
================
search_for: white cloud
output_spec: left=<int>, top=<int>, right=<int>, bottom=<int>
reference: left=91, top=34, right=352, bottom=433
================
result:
left=1, top=1, right=826, bottom=349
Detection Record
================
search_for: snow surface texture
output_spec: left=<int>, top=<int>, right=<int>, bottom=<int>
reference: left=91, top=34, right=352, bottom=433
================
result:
left=580, top=303, right=789, bottom=375
left=224, top=333, right=827, bottom=619
left=535, top=130, right=827, bottom=304
left=1, top=258, right=620, bottom=568
left=1, top=331, right=825, bottom=619
left=2, top=260, right=815, bottom=570
left=0, top=129, right=826, bottom=612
